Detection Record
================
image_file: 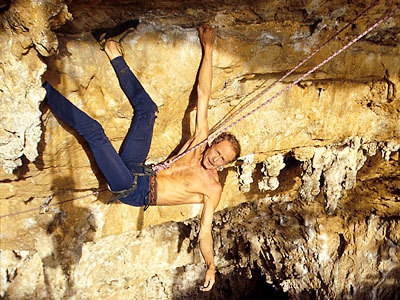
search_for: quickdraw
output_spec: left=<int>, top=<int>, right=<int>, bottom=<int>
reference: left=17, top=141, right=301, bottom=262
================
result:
left=39, top=195, right=54, bottom=214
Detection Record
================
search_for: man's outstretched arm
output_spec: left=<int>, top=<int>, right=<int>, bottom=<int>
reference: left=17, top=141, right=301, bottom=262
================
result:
left=198, top=189, right=221, bottom=292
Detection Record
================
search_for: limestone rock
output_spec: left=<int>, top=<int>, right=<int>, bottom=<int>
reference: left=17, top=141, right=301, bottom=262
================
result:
left=1, top=0, right=400, bottom=299
left=0, top=0, right=72, bottom=173
left=236, top=154, right=254, bottom=192
left=258, top=154, right=286, bottom=191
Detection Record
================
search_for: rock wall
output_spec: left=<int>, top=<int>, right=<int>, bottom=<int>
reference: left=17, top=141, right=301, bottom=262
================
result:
left=1, top=0, right=400, bottom=299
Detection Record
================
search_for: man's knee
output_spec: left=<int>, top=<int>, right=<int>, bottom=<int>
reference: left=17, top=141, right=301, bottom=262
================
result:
left=148, top=99, right=158, bottom=115
left=137, top=96, right=158, bottom=116
left=78, top=119, right=109, bottom=145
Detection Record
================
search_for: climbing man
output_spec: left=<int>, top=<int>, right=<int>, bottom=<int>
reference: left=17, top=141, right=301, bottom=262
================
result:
left=43, top=22, right=240, bottom=292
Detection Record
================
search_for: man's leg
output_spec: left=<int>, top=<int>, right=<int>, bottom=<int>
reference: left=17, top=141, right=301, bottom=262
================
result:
left=43, top=82, right=134, bottom=191
left=104, top=41, right=158, bottom=170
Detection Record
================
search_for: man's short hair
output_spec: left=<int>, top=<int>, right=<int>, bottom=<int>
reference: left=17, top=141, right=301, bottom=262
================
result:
left=211, top=132, right=241, bottom=163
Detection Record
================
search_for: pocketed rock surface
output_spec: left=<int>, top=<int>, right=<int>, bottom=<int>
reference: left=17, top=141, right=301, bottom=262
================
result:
left=1, top=0, right=399, bottom=299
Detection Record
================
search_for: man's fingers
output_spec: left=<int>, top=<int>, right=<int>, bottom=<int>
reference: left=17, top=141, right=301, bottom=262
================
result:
left=199, top=281, right=213, bottom=292
left=198, top=23, right=213, bottom=34
left=199, top=274, right=215, bottom=292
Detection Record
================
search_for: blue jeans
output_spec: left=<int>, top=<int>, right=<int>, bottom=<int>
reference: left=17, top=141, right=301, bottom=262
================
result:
left=44, top=56, right=158, bottom=206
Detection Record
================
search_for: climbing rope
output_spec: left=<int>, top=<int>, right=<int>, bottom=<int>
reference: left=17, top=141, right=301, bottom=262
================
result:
left=211, top=0, right=380, bottom=135
left=153, top=2, right=400, bottom=173
left=0, top=189, right=107, bottom=219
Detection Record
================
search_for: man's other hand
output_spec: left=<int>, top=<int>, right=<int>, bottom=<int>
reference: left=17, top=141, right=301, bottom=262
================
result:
left=199, top=267, right=215, bottom=292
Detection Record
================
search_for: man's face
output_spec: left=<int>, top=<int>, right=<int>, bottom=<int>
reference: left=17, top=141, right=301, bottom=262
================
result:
left=202, top=140, right=237, bottom=170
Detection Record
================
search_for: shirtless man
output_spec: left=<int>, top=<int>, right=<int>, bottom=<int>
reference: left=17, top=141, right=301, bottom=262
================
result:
left=44, top=23, right=240, bottom=292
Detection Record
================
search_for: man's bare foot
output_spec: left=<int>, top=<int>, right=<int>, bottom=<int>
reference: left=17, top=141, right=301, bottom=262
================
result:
left=104, top=41, right=122, bottom=60
left=92, top=19, right=139, bottom=50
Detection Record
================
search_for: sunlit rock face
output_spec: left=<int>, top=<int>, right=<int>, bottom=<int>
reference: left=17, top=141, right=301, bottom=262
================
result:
left=1, top=0, right=399, bottom=299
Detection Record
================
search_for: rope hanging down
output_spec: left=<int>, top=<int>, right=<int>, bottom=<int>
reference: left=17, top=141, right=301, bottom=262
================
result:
left=210, top=0, right=380, bottom=135
left=153, top=2, right=400, bottom=173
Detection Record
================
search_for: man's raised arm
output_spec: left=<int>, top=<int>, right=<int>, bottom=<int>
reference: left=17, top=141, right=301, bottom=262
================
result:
left=176, top=24, right=216, bottom=155
left=193, top=24, right=216, bottom=143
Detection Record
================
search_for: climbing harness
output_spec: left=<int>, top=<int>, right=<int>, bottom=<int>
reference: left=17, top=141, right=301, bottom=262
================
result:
left=153, top=2, right=400, bottom=174
left=107, top=164, right=157, bottom=209
left=1, top=3, right=399, bottom=219
left=144, top=174, right=157, bottom=211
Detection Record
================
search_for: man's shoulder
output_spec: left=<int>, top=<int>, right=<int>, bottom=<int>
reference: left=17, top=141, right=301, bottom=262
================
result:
left=202, top=170, right=222, bottom=191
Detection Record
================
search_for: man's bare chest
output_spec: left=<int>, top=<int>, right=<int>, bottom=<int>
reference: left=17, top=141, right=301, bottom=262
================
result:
left=168, top=161, right=215, bottom=190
